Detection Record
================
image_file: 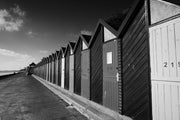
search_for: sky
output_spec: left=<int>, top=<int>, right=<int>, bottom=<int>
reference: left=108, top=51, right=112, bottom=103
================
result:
left=0, top=0, right=180, bottom=70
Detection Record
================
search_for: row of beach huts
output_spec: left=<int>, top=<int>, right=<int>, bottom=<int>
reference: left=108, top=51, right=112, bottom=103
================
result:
left=32, top=0, right=180, bottom=120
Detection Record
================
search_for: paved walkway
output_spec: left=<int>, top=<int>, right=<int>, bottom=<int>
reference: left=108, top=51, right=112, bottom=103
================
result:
left=0, top=73, right=87, bottom=120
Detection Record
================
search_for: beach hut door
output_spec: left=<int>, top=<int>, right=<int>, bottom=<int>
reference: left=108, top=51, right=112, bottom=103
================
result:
left=81, top=50, right=90, bottom=99
left=103, top=40, right=118, bottom=112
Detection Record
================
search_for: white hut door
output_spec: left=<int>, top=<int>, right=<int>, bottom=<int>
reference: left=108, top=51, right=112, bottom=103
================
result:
left=149, top=17, right=180, bottom=120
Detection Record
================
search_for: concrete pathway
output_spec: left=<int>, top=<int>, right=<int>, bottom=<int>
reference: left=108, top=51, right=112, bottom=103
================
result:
left=0, top=73, right=87, bottom=120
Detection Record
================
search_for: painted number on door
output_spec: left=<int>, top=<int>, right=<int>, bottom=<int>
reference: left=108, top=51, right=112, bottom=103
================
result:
left=163, top=62, right=180, bottom=67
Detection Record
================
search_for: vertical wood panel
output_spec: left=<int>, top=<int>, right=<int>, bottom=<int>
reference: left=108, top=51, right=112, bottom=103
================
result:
left=164, top=85, right=172, bottom=120
left=162, top=27, right=169, bottom=77
left=158, top=84, right=165, bottom=120
left=175, top=22, right=180, bottom=77
left=171, top=85, right=179, bottom=120
left=151, top=81, right=180, bottom=120
left=151, top=82, right=156, bottom=120
left=168, top=24, right=177, bottom=77
left=156, top=28, right=163, bottom=77
left=153, top=30, right=158, bottom=77
left=150, top=30, right=155, bottom=76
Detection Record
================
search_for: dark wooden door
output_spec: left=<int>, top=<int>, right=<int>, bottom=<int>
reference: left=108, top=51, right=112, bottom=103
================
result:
left=81, top=50, right=90, bottom=99
left=103, top=40, right=118, bottom=112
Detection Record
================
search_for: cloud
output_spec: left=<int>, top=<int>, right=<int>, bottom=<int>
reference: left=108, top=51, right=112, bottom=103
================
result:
left=0, top=48, right=35, bottom=70
left=26, top=30, right=38, bottom=38
left=80, top=30, right=92, bottom=35
left=11, top=4, right=25, bottom=17
left=0, top=4, right=25, bottom=32
left=39, top=50, right=49, bottom=54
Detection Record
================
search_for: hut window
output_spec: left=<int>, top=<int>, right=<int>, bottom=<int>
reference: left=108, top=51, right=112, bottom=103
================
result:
left=104, top=27, right=116, bottom=42
left=107, top=52, right=112, bottom=64
left=82, top=41, right=88, bottom=50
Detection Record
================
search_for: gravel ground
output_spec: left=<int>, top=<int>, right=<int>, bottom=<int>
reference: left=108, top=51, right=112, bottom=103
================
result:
left=0, top=73, right=87, bottom=120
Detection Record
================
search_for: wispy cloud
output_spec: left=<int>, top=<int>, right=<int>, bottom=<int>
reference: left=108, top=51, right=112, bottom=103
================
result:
left=80, top=30, right=92, bottom=35
left=0, top=48, right=35, bottom=70
left=26, top=30, right=38, bottom=38
left=39, top=50, right=49, bottom=54
left=0, top=4, right=25, bottom=32
left=11, top=4, right=25, bottom=17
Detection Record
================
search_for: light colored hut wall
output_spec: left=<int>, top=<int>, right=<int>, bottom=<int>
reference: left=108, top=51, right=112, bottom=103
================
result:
left=56, top=59, right=59, bottom=85
left=61, top=57, right=65, bottom=88
left=150, top=0, right=180, bottom=24
left=46, top=63, right=48, bottom=81
left=49, top=62, right=51, bottom=82
left=149, top=17, right=180, bottom=120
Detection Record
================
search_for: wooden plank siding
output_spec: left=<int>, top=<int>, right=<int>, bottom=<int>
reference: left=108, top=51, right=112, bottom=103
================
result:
left=74, top=39, right=82, bottom=95
left=65, top=46, right=70, bottom=90
left=121, top=4, right=152, bottom=120
left=90, top=27, right=103, bottom=104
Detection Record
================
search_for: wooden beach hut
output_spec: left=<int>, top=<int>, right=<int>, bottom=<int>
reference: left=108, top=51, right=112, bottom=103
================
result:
left=88, top=15, right=125, bottom=106
left=64, top=42, right=76, bottom=90
left=116, top=0, right=180, bottom=119
left=66, top=42, right=75, bottom=93
left=81, top=34, right=91, bottom=99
